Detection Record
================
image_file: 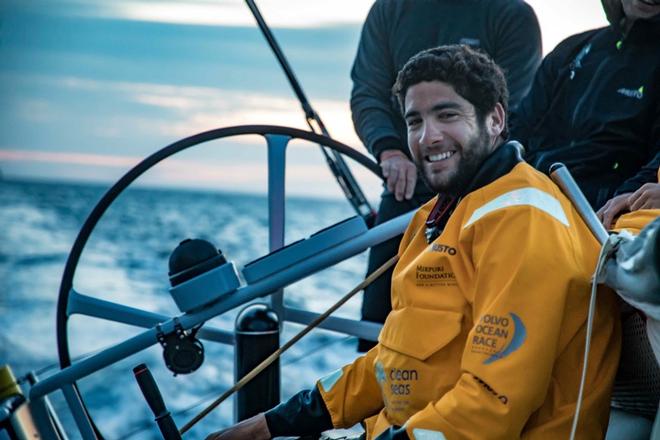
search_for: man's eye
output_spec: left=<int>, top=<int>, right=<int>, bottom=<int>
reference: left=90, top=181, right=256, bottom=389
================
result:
left=438, top=112, right=458, bottom=120
left=406, top=118, right=421, bottom=127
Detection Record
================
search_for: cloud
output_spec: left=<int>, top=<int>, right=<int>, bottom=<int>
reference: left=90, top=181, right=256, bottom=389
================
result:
left=70, top=0, right=374, bottom=28
left=0, top=147, right=381, bottom=199
left=18, top=74, right=364, bottom=148
left=0, top=149, right=139, bottom=168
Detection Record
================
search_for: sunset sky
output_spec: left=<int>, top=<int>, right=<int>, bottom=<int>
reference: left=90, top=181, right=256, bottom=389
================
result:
left=0, top=0, right=608, bottom=199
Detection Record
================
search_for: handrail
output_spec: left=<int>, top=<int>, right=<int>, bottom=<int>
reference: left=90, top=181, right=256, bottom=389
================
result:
left=32, top=211, right=413, bottom=400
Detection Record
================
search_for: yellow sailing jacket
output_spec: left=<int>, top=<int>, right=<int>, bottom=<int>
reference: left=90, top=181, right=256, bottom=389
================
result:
left=317, top=161, right=620, bottom=440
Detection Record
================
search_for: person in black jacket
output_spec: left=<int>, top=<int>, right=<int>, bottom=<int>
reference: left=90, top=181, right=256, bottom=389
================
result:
left=351, top=0, right=542, bottom=352
left=510, top=3, right=660, bottom=436
left=510, top=0, right=660, bottom=227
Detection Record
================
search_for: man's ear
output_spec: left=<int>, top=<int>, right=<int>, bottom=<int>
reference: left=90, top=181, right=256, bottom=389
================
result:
left=486, top=102, right=506, bottom=138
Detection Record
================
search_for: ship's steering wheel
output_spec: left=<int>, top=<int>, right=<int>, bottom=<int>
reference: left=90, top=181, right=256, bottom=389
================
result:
left=54, top=125, right=383, bottom=438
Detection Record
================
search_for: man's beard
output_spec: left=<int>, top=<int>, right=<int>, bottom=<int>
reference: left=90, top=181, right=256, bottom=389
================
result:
left=416, top=125, right=491, bottom=197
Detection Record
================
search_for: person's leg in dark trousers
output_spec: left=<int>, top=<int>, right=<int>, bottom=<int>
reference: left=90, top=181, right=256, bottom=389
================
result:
left=357, top=193, right=429, bottom=352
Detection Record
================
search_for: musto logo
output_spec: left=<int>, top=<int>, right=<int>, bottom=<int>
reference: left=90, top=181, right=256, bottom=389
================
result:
left=470, top=313, right=526, bottom=365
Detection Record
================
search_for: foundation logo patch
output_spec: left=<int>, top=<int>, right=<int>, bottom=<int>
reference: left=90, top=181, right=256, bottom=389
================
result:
left=470, top=312, right=527, bottom=364
left=415, top=265, right=456, bottom=287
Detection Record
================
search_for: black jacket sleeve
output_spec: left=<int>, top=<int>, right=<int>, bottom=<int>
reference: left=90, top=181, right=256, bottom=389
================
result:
left=616, top=151, right=660, bottom=195
left=509, top=47, right=563, bottom=150
left=615, top=100, right=660, bottom=194
left=349, top=1, right=404, bottom=161
left=264, top=387, right=333, bottom=437
left=488, top=0, right=542, bottom=111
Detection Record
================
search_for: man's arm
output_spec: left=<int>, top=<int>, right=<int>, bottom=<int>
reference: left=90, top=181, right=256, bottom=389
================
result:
left=614, top=106, right=660, bottom=195
left=208, top=348, right=383, bottom=439
left=489, top=0, right=542, bottom=110
left=508, top=51, right=560, bottom=147
left=350, top=0, right=402, bottom=160
left=614, top=151, right=660, bottom=195
left=599, top=106, right=660, bottom=226
left=350, top=1, right=418, bottom=199
left=266, top=348, right=384, bottom=435
left=508, top=31, right=596, bottom=148
left=314, top=346, right=384, bottom=429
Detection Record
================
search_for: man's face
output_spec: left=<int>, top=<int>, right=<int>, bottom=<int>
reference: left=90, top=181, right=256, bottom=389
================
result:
left=621, top=0, right=660, bottom=20
left=403, top=81, right=496, bottom=196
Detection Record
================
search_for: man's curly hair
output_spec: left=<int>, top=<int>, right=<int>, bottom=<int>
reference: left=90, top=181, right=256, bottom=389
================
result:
left=393, top=45, right=509, bottom=136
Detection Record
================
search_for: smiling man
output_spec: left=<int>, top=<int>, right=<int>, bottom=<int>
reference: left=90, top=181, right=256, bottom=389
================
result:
left=206, top=45, right=620, bottom=440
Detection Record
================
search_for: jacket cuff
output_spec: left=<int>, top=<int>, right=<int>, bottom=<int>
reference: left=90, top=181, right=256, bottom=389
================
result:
left=264, top=387, right=334, bottom=437
left=372, top=137, right=407, bottom=162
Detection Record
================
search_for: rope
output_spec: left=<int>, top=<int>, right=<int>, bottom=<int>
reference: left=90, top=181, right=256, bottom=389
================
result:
left=569, top=234, right=618, bottom=439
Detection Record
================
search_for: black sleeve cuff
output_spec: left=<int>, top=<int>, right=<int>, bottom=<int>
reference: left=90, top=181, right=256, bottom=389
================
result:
left=372, top=137, right=407, bottom=162
left=373, top=425, right=410, bottom=440
left=264, top=387, right=334, bottom=437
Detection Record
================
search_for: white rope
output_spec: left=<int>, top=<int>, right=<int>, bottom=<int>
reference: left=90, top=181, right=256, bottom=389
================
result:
left=569, top=234, right=620, bottom=440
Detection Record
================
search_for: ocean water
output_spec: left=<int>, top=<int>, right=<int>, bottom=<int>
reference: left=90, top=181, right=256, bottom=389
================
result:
left=0, top=179, right=372, bottom=439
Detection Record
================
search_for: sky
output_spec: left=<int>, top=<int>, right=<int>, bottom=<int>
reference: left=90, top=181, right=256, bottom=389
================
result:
left=0, top=0, right=609, bottom=200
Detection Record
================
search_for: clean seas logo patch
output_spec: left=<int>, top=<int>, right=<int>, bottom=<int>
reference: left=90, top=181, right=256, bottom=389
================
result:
left=470, top=312, right=527, bottom=364
left=375, top=361, right=386, bottom=385
left=617, top=86, right=644, bottom=100
left=374, top=361, right=389, bottom=407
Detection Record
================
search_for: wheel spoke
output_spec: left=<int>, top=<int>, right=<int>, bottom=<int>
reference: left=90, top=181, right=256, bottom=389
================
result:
left=67, top=288, right=233, bottom=344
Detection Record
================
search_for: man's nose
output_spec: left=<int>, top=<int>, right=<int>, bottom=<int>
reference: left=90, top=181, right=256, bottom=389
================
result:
left=420, top=121, right=444, bottom=147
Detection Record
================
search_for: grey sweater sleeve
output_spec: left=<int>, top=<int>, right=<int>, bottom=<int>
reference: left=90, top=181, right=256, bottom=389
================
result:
left=350, top=1, right=405, bottom=161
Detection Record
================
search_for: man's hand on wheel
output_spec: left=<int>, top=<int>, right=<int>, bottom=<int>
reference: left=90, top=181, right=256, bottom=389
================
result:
left=205, top=413, right=270, bottom=440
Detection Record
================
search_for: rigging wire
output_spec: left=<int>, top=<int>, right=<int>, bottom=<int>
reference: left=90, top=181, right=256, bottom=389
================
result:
left=244, top=0, right=375, bottom=224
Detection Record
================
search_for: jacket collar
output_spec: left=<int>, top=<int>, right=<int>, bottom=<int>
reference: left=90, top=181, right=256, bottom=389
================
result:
left=424, top=141, right=524, bottom=242
left=459, top=140, right=525, bottom=198
left=620, top=14, right=660, bottom=43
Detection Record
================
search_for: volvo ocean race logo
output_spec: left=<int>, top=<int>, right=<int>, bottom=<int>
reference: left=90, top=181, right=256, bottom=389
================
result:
left=470, top=312, right=527, bottom=364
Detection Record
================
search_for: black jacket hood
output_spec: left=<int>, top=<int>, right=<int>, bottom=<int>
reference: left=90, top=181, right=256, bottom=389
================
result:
left=601, top=0, right=660, bottom=34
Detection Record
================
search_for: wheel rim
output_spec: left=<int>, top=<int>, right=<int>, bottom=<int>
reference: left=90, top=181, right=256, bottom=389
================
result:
left=55, top=125, right=381, bottom=437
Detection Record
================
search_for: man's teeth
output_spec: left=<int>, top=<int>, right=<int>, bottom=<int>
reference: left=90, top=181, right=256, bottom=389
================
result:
left=428, top=151, right=455, bottom=162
